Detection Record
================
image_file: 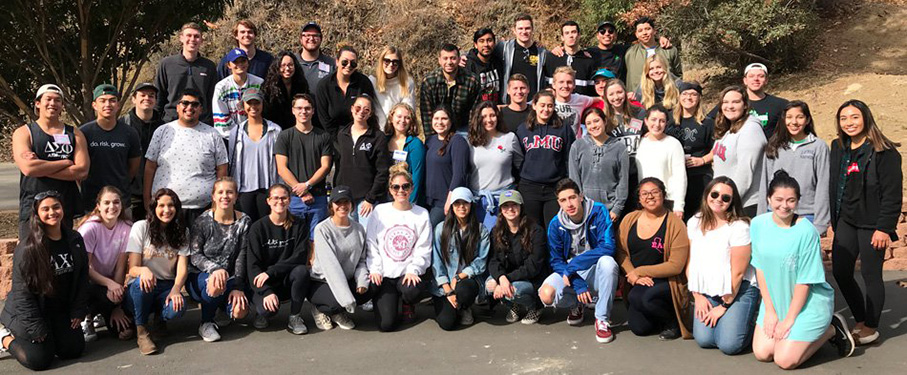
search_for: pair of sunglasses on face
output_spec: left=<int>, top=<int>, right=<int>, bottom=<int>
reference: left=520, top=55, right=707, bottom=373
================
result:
left=340, top=59, right=358, bottom=69
left=710, top=191, right=732, bottom=203
left=391, top=183, right=412, bottom=191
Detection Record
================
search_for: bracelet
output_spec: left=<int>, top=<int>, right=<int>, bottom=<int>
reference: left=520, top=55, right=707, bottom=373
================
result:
left=445, top=289, right=456, bottom=297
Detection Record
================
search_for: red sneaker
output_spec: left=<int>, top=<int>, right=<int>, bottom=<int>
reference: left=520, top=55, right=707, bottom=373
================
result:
left=402, top=303, right=415, bottom=322
left=567, top=305, right=584, bottom=326
left=595, top=319, right=614, bottom=343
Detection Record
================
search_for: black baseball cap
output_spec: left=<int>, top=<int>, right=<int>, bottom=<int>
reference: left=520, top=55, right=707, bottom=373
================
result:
left=330, top=185, right=353, bottom=203
left=597, top=21, right=616, bottom=32
left=133, top=82, right=158, bottom=94
left=302, top=22, right=322, bottom=34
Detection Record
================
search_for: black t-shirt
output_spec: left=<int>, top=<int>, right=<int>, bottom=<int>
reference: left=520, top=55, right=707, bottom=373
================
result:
left=465, top=51, right=503, bottom=104
left=667, top=117, right=715, bottom=176
left=511, top=44, right=541, bottom=99
left=80, top=120, right=143, bottom=210
left=500, top=106, right=531, bottom=133
left=840, top=142, right=872, bottom=225
left=588, top=44, right=630, bottom=82
left=749, top=94, right=789, bottom=139
left=46, top=237, right=75, bottom=311
left=627, top=215, right=668, bottom=269
left=273, top=126, right=334, bottom=195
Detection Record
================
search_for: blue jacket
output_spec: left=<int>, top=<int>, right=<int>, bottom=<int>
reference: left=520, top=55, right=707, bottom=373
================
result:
left=403, top=136, right=426, bottom=205
left=431, top=222, right=491, bottom=297
left=547, top=201, right=615, bottom=294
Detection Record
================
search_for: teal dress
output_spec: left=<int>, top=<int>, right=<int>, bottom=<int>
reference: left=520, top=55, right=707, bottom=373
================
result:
left=750, top=213, right=834, bottom=342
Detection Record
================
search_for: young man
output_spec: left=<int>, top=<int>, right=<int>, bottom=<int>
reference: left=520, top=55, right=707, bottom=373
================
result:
left=624, top=16, right=682, bottom=92
left=297, top=22, right=335, bottom=93
left=212, top=48, right=264, bottom=138
left=122, top=83, right=164, bottom=220
left=499, top=74, right=531, bottom=133
left=465, top=28, right=504, bottom=104
left=497, top=14, right=548, bottom=103
left=543, top=21, right=597, bottom=96
left=419, top=44, right=481, bottom=134
left=12, top=84, right=89, bottom=237
left=539, top=178, right=619, bottom=343
left=552, top=66, right=602, bottom=138
left=79, top=84, right=142, bottom=213
left=144, top=89, right=228, bottom=227
left=274, top=93, right=333, bottom=238
left=154, top=22, right=218, bottom=125
left=216, top=20, right=274, bottom=80
left=585, top=21, right=672, bottom=84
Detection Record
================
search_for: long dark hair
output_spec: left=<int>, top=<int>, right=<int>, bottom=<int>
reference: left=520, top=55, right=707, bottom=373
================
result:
left=22, top=192, right=64, bottom=295
left=696, top=176, right=748, bottom=235
left=468, top=101, right=505, bottom=147
left=147, top=188, right=187, bottom=250
left=765, top=101, right=816, bottom=159
left=492, top=204, right=537, bottom=254
left=77, top=185, right=131, bottom=228
left=351, top=94, right=380, bottom=130
left=432, top=105, right=456, bottom=156
left=439, top=201, right=481, bottom=267
left=714, top=85, right=751, bottom=139
left=834, top=99, right=901, bottom=152
left=525, top=91, right=563, bottom=131
left=262, top=51, right=309, bottom=102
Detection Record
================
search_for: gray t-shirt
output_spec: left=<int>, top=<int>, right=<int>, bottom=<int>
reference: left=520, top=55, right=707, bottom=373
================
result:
left=80, top=120, right=142, bottom=209
left=298, top=53, right=336, bottom=95
left=145, top=121, right=228, bottom=209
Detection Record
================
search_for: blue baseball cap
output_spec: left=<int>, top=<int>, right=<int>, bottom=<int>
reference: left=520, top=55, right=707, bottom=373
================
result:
left=450, top=187, right=474, bottom=204
left=226, top=48, right=249, bottom=63
left=592, top=68, right=616, bottom=80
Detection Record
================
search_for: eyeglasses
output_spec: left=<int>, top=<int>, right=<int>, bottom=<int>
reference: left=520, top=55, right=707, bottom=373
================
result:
left=383, top=58, right=401, bottom=66
left=391, top=183, right=412, bottom=191
left=709, top=191, right=733, bottom=203
left=639, top=190, right=662, bottom=198
left=179, top=100, right=201, bottom=108
left=340, top=59, right=358, bottom=69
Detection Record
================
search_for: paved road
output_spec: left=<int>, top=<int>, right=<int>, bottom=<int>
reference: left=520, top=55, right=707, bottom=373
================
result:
left=2, top=271, right=906, bottom=374
left=0, top=163, right=18, bottom=211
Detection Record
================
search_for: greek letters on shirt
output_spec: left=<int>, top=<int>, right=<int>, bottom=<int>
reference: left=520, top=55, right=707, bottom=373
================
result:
left=44, top=140, right=74, bottom=159
left=651, top=236, right=665, bottom=255
left=521, top=134, right=564, bottom=152
left=51, top=253, right=75, bottom=275
left=712, top=142, right=727, bottom=162
left=358, top=142, right=373, bottom=152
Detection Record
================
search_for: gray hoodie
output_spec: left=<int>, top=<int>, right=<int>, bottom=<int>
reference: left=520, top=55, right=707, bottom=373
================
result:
left=757, top=134, right=831, bottom=233
left=557, top=197, right=595, bottom=257
left=712, top=115, right=766, bottom=208
left=568, top=136, right=629, bottom=216
left=311, top=218, right=369, bottom=312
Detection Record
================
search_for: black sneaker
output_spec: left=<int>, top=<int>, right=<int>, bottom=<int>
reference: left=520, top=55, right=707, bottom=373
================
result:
left=829, top=313, right=855, bottom=357
left=658, top=326, right=681, bottom=341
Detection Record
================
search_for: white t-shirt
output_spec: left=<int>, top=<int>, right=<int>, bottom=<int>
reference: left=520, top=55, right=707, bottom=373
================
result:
left=145, top=121, right=229, bottom=209
left=126, top=220, right=190, bottom=281
left=686, top=215, right=756, bottom=296
left=555, top=94, right=595, bottom=137
left=365, top=202, right=433, bottom=279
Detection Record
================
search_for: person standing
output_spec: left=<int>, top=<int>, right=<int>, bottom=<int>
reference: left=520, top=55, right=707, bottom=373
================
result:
left=383, top=103, right=426, bottom=205
left=709, top=63, right=789, bottom=139
left=667, top=81, right=714, bottom=220
left=635, top=105, right=687, bottom=218
left=261, top=51, right=309, bottom=129
left=711, top=86, right=766, bottom=217
left=212, top=48, right=265, bottom=138
left=369, top=46, right=416, bottom=129
left=550, top=66, right=601, bottom=138
left=542, top=21, right=597, bottom=96
left=468, top=102, right=523, bottom=230
left=499, top=74, right=531, bottom=133
left=624, top=16, right=682, bottom=92
left=154, top=23, right=218, bottom=125
left=465, top=28, right=504, bottom=104
left=122, top=83, right=164, bottom=220
left=314, top=45, right=377, bottom=138
left=227, top=89, right=282, bottom=223
left=333, top=95, right=390, bottom=227
left=496, top=14, right=548, bottom=103
left=297, top=22, right=335, bottom=97
left=216, top=20, right=274, bottom=81
left=569, top=107, right=628, bottom=221
left=419, top=44, right=482, bottom=135
left=587, top=20, right=672, bottom=83
left=424, top=106, right=471, bottom=227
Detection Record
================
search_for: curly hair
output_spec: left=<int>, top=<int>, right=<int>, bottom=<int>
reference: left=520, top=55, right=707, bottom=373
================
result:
left=147, top=188, right=188, bottom=250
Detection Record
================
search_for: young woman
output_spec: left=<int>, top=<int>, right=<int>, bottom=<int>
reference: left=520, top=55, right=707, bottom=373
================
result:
left=712, top=86, right=767, bottom=218
left=486, top=190, right=547, bottom=325
left=829, top=100, right=902, bottom=346
left=687, top=177, right=759, bottom=355
left=334, top=94, right=391, bottom=227
left=366, top=164, right=433, bottom=332
left=468, top=101, right=524, bottom=230
left=516, top=91, right=575, bottom=226
left=1, top=191, right=89, bottom=371
left=245, top=184, right=311, bottom=335
left=262, top=51, right=309, bottom=129
left=228, top=90, right=282, bottom=222
left=431, top=187, right=490, bottom=330
left=124, top=188, right=190, bottom=355
left=758, top=101, right=830, bottom=234
left=635, top=105, right=687, bottom=219
left=602, top=79, right=645, bottom=216
left=369, top=46, right=416, bottom=129
left=568, top=107, right=628, bottom=221
left=635, top=54, right=680, bottom=115
left=668, top=81, right=714, bottom=220
left=315, top=45, right=377, bottom=136
left=77, top=186, right=133, bottom=342
left=187, top=178, right=251, bottom=342
left=615, top=178, right=692, bottom=340
left=384, top=103, right=425, bottom=205
left=751, top=171, right=854, bottom=369
left=309, top=185, right=371, bottom=331
left=425, top=105, right=471, bottom=227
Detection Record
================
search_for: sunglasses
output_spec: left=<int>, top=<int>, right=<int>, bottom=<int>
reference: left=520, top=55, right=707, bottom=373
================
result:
left=391, top=183, right=412, bottom=191
left=34, top=190, right=62, bottom=201
left=383, top=58, right=401, bottom=66
left=598, top=28, right=616, bottom=35
left=340, top=59, right=358, bottom=69
left=709, top=191, right=733, bottom=203
left=179, top=100, right=201, bottom=108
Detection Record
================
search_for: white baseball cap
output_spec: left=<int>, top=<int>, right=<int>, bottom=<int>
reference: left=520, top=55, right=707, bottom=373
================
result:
left=744, top=63, right=768, bottom=76
left=35, top=84, right=64, bottom=101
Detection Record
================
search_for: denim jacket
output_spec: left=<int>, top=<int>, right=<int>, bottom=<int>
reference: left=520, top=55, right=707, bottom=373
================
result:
left=431, top=221, right=490, bottom=297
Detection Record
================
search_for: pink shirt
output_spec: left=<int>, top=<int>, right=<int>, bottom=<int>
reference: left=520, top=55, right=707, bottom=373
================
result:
left=78, top=218, right=131, bottom=279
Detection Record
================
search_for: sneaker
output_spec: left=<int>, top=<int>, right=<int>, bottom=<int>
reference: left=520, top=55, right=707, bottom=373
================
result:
left=0, top=327, right=12, bottom=353
left=567, top=305, right=584, bottom=326
left=81, top=319, right=98, bottom=342
left=856, top=329, right=880, bottom=345
left=829, top=313, right=855, bottom=357
left=401, top=303, right=416, bottom=323
left=505, top=305, right=521, bottom=323
left=332, top=312, right=356, bottom=330
left=214, top=309, right=232, bottom=328
left=287, top=314, right=308, bottom=335
left=253, top=313, right=269, bottom=330
left=312, top=309, right=334, bottom=331
left=459, top=307, right=475, bottom=326
left=595, top=319, right=614, bottom=343
left=361, top=300, right=374, bottom=312
left=198, top=322, right=221, bottom=342
left=524, top=308, right=542, bottom=325
left=658, top=326, right=681, bottom=341
left=93, top=314, right=105, bottom=329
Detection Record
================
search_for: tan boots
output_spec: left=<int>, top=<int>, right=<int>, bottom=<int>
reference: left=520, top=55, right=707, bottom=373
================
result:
left=135, top=325, right=157, bottom=355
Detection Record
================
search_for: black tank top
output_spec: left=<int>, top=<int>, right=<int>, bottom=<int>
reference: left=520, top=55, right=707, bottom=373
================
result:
left=627, top=214, right=668, bottom=268
left=19, top=122, right=82, bottom=221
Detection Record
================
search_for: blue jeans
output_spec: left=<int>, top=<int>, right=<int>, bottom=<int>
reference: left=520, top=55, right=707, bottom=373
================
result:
left=486, top=277, right=540, bottom=309
left=187, top=272, right=249, bottom=323
left=289, top=195, right=328, bottom=238
left=540, top=256, right=619, bottom=322
left=475, top=193, right=503, bottom=231
left=124, top=277, right=186, bottom=326
left=349, top=198, right=372, bottom=229
left=693, top=280, right=761, bottom=355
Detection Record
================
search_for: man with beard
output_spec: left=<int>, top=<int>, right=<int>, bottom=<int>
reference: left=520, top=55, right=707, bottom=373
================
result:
left=465, top=28, right=504, bottom=104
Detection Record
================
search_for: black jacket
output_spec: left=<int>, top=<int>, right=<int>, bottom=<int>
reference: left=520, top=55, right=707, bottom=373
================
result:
left=244, top=216, right=309, bottom=297
left=829, top=139, right=903, bottom=239
left=333, top=124, right=391, bottom=204
left=488, top=224, right=549, bottom=286
left=1, top=229, right=89, bottom=341
left=314, top=71, right=376, bottom=137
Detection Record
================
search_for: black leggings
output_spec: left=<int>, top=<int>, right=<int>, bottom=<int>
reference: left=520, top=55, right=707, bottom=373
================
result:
left=627, top=280, right=676, bottom=336
left=519, top=180, right=559, bottom=228
left=368, top=276, right=425, bottom=332
left=238, top=189, right=270, bottom=223
left=308, top=280, right=372, bottom=315
left=88, top=283, right=129, bottom=335
left=6, top=312, right=85, bottom=371
left=832, top=219, right=886, bottom=328
left=684, top=172, right=711, bottom=221
left=253, top=265, right=311, bottom=317
left=433, top=278, right=480, bottom=331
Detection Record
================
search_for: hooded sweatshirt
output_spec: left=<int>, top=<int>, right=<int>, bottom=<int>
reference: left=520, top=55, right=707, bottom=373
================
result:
left=758, top=134, right=831, bottom=233
left=712, top=115, right=766, bottom=208
left=568, top=136, right=629, bottom=216
left=465, top=48, right=504, bottom=104
left=311, top=218, right=369, bottom=312
left=547, top=198, right=615, bottom=294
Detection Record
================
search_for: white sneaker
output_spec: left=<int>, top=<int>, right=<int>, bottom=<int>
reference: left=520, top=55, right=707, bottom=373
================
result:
left=198, top=322, right=221, bottom=342
left=92, top=314, right=105, bottom=329
left=361, top=300, right=374, bottom=312
left=81, top=319, right=98, bottom=342
left=312, top=309, right=334, bottom=331
left=459, top=307, right=475, bottom=326
left=331, top=312, right=356, bottom=330
left=252, top=313, right=269, bottom=330
left=214, top=309, right=232, bottom=328
left=0, top=327, right=11, bottom=353
left=287, top=314, right=308, bottom=335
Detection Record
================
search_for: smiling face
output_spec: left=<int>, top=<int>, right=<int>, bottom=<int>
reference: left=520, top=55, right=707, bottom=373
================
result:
left=244, top=99, right=262, bottom=119
left=97, top=191, right=122, bottom=223
left=596, top=25, right=617, bottom=47
left=594, top=77, right=608, bottom=97
left=300, top=28, right=322, bottom=52
left=481, top=107, right=498, bottom=132
left=155, top=194, right=176, bottom=224
left=212, top=181, right=237, bottom=211
left=769, top=187, right=799, bottom=221
left=431, top=109, right=451, bottom=135
left=382, top=52, right=401, bottom=76
left=838, top=105, right=865, bottom=138
left=279, top=55, right=296, bottom=80
left=180, top=27, right=202, bottom=53
left=475, top=33, right=495, bottom=58
left=584, top=111, right=606, bottom=139
left=229, top=57, right=250, bottom=76
left=331, top=199, right=352, bottom=219
left=35, top=92, right=64, bottom=119
left=513, top=20, right=533, bottom=44
left=638, top=182, right=664, bottom=212
left=721, top=90, right=745, bottom=122
left=785, top=106, right=808, bottom=140
left=606, top=84, right=626, bottom=109
left=706, top=183, right=733, bottom=216
left=439, top=49, right=459, bottom=75
left=391, top=107, right=412, bottom=135
left=553, top=72, right=575, bottom=100
left=92, top=95, right=120, bottom=119
left=507, top=80, right=529, bottom=104
left=500, top=202, right=521, bottom=222
left=679, top=89, right=700, bottom=111
left=743, top=69, right=767, bottom=93
left=267, top=187, right=290, bottom=215
left=452, top=200, right=471, bottom=220
left=533, top=95, right=555, bottom=123
left=647, top=59, right=666, bottom=82
left=292, top=97, right=314, bottom=125
left=351, top=97, right=372, bottom=123
left=177, top=94, right=202, bottom=123
left=389, top=175, right=412, bottom=203
left=132, top=89, right=157, bottom=112
left=645, top=110, right=667, bottom=136
left=635, top=22, right=654, bottom=45
left=235, top=24, right=256, bottom=48
left=338, top=50, right=358, bottom=77
left=37, top=197, right=63, bottom=227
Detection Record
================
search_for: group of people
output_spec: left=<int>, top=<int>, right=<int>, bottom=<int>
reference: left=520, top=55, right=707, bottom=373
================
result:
left=0, top=13, right=902, bottom=372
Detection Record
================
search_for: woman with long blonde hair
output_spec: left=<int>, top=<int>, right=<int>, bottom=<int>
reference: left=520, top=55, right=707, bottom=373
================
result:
left=369, top=46, right=416, bottom=129
left=636, top=54, right=680, bottom=115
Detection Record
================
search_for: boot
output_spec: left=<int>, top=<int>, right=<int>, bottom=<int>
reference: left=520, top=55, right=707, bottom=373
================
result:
left=136, top=325, right=157, bottom=355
